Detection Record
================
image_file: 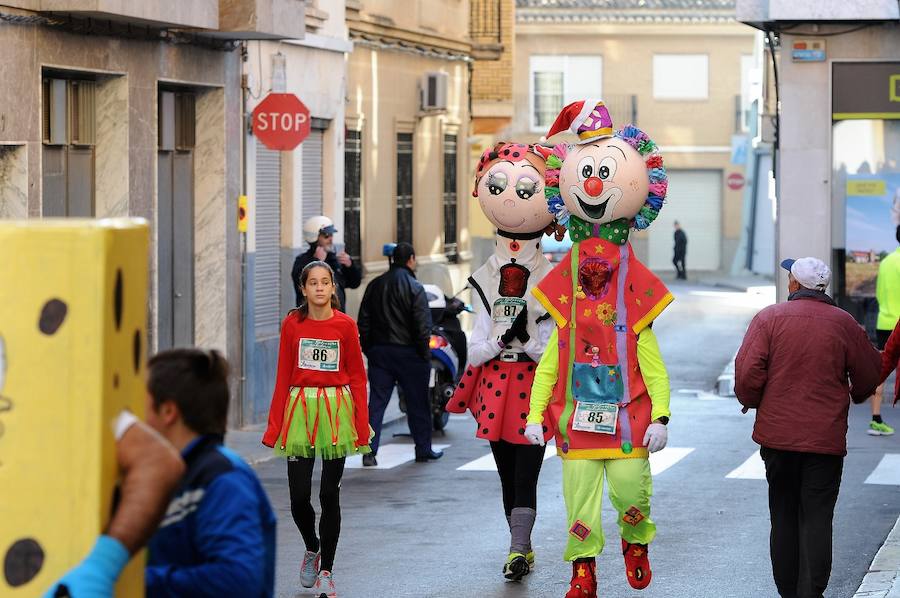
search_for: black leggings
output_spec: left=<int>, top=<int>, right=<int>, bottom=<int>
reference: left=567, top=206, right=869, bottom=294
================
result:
left=287, top=456, right=346, bottom=572
left=490, top=440, right=545, bottom=516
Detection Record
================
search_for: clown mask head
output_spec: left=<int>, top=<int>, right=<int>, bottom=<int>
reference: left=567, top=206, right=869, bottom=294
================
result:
left=559, top=137, right=649, bottom=225
left=544, top=101, right=668, bottom=231
left=473, top=143, right=555, bottom=234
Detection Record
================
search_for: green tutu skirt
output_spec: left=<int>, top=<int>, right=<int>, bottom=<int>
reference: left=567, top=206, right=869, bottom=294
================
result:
left=274, top=386, right=371, bottom=459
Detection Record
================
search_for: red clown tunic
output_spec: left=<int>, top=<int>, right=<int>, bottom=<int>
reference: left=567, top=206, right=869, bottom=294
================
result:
left=533, top=228, right=672, bottom=460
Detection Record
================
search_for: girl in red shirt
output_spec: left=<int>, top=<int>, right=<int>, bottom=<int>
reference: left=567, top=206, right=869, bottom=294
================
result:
left=262, top=261, right=370, bottom=598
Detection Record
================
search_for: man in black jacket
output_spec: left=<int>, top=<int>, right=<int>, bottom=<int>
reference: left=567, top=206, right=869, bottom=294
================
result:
left=358, top=242, right=442, bottom=465
left=291, top=216, right=362, bottom=311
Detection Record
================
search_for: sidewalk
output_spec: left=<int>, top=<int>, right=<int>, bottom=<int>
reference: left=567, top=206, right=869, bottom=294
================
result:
left=696, top=272, right=775, bottom=294
left=853, top=515, right=900, bottom=597
left=226, top=388, right=406, bottom=466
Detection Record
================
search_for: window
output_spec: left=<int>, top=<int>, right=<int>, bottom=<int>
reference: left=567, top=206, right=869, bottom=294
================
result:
left=396, top=132, right=414, bottom=244
left=530, top=55, right=603, bottom=131
left=443, top=133, right=458, bottom=263
left=653, top=55, right=709, bottom=100
left=42, top=77, right=97, bottom=216
left=344, top=128, right=362, bottom=264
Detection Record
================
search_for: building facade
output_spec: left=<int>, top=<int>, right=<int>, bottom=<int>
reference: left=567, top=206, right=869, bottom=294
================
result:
left=0, top=0, right=305, bottom=427
left=242, top=0, right=352, bottom=424
left=344, top=0, right=473, bottom=311
left=469, top=0, right=756, bottom=274
left=737, top=0, right=900, bottom=312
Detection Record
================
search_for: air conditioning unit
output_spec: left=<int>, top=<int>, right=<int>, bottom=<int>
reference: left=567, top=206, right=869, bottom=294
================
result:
left=420, top=72, right=448, bottom=112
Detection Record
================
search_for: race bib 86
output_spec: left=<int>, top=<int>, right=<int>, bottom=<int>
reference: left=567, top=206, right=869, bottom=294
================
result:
left=298, top=338, right=340, bottom=371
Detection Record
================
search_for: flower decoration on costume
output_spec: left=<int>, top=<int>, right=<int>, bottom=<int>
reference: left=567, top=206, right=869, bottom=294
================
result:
left=595, top=303, right=616, bottom=325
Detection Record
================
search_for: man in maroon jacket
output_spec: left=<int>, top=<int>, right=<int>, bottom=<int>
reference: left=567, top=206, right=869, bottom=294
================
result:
left=735, top=256, right=881, bottom=598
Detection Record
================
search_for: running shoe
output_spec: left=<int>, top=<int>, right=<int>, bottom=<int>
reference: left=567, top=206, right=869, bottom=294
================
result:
left=300, top=550, right=320, bottom=588
left=502, top=552, right=530, bottom=581
left=314, top=570, right=337, bottom=598
left=622, top=538, right=652, bottom=590
left=525, top=550, right=535, bottom=569
left=565, top=559, right=597, bottom=598
left=868, top=421, right=895, bottom=436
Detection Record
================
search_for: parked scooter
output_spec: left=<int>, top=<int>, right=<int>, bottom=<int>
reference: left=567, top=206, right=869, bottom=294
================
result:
left=382, top=244, right=471, bottom=431
left=397, top=284, right=470, bottom=431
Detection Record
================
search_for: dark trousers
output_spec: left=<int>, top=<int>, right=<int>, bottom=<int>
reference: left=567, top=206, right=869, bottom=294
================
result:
left=367, top=344, right=432, bottom=455
left=673, top=251, right=686, bottom=279
left=490, top=440, right=545, bottom=516
left=287, top=456, right=346, bottom=571
left=760, top=447, right=844, bottom=598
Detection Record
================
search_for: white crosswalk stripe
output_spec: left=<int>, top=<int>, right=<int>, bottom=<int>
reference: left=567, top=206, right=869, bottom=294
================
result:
left=457, top=441, right=557, bottom=471
left=345, top=443, right=450, bottom=470
left=726, top=451, right=766, bottom=480
left=649, top=447, right=695, bottom=475
left=864, top=454, right=900, bottom=486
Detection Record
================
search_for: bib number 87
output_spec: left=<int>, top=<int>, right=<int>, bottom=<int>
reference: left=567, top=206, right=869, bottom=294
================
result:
left=503, top=305, right=517, bottom=317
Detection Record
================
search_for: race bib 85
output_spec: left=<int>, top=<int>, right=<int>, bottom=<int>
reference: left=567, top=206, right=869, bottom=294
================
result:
left=298, top=338, right=340, bottom=371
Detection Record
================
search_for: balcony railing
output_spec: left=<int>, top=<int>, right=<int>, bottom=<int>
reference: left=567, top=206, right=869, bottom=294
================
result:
left=470, top=0, right=501, bottom=45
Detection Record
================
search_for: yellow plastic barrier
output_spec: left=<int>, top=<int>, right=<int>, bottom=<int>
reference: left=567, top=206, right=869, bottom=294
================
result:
left=0, top=219, right=149, bottom=596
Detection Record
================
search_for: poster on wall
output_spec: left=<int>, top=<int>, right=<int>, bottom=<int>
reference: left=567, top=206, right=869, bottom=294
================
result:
left=845, top=173, right=900, bottom=297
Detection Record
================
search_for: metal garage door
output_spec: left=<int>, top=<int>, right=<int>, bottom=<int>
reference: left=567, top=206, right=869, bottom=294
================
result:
left=254, top=144, right=281, bottom=337
left=301, top=127, right=324, bottom=221
left=648, top=170, right=722, bottom=272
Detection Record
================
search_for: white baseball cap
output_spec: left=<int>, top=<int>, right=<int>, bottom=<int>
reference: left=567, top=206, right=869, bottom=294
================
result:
left=781, top=257, right=831, bottom=291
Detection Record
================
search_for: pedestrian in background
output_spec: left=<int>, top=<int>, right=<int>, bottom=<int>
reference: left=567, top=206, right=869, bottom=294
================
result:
left=672, top=221, right=687, bottom=280
left=43, top=414, right=184, bottom=598
left=291, top=216, right=362, bottom=312
left=263, top=261, right=371, bottom=598
left=358, top=241, right=442, bottom=465
left=145, top=349, right=277, bottom=598
left=735, top=257, right=881, bottom=598
left=868, top=225, right=900, bottom=436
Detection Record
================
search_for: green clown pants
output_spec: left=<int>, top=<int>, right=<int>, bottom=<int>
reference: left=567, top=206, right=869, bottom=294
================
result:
left=562, top=457, right=656, bottom=561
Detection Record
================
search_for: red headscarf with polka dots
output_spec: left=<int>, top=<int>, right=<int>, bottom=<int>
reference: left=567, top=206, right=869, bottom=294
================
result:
left=472, top=142, right=546, bottom=197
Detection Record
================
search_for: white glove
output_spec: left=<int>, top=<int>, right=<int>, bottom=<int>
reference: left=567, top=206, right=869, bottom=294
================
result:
left=524, top=423, right=545, bottom=446
left=642, top=422, right=668, bottom=453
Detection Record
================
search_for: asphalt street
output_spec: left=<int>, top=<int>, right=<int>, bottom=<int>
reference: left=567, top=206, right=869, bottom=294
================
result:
left=255, top=281, right=900, bottom=598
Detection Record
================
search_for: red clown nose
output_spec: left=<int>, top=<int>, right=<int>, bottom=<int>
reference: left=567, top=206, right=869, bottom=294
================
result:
left=584, top=177, right=604, bottom=197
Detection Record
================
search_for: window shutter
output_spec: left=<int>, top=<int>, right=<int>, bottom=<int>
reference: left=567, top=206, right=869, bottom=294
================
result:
left=254, top=144, right=282, bottom=337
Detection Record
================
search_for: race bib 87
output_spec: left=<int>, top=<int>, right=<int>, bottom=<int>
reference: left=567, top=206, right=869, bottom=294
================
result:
left=492, top=297, right=526, bottom=325
left=298, top=338, right=340, bottom=371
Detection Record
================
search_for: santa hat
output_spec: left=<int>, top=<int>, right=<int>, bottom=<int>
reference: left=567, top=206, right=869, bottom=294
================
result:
left=543, top=99, right=613, bottom=144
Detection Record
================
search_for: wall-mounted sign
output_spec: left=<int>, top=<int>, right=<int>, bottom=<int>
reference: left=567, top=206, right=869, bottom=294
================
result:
left=792, top=39, right=826, bottom=62
left=833, top=62, right=900, bottom=120
left=727, top=172, right=745, bottom=191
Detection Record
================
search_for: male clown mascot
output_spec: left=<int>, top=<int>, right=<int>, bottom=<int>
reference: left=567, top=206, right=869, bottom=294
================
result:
left=524, top=100, right=672, bottom=598
left=448, top=142, right=556, bottom=581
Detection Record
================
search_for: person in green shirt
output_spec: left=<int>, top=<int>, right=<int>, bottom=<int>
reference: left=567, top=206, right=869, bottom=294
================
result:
left=871, top=226, right=900, bottom=436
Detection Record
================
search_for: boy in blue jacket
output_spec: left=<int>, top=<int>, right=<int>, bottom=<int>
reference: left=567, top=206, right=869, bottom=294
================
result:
left=144, top=348, right=277, bottom=598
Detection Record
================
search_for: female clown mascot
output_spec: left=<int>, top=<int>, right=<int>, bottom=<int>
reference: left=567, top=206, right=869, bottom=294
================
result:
left=524, top=101, right=672, bottom=598
left=447, top=142, right=556, bottom=582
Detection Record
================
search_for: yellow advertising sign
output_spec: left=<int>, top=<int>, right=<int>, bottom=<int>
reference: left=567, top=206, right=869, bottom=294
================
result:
left=847, top=180, right=887, bottom=196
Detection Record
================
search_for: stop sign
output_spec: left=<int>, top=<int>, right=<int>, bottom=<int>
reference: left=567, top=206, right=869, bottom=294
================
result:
left=252, top=93, right=310, bottom=151
left=727, top=172, right=745, bottom=191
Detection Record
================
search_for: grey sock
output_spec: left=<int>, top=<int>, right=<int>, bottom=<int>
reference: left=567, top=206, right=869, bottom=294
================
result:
left=509, top=507, right=536, bottom=554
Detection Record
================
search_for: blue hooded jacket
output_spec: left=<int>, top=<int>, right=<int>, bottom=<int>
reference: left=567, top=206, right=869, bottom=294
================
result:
left=146, top=434, right=276, bottom=597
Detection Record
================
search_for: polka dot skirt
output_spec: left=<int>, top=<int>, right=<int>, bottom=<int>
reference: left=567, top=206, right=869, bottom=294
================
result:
left=448, top=359, right=553, bottom=444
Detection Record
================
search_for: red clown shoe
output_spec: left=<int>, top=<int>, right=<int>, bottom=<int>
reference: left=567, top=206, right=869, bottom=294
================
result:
left=622, top=539, right=652, bottom=589
left=565, top=559, right=597, bottom=598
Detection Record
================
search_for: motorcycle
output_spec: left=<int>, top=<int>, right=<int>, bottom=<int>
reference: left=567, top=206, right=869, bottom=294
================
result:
left=395, top=283, right=471, bottom=432
left=381, top=244, right=471, bottom=432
